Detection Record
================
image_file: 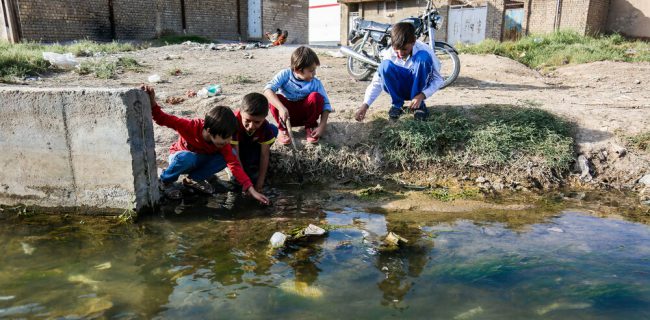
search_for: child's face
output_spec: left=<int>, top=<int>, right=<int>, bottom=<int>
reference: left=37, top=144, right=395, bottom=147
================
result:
left=202, top=129, right=231, bottom=148
left=294, top=64, right=318, bottom=82
left=241, top=112, right=266, bottom=134
left=393, top=42, right=415, bottom=60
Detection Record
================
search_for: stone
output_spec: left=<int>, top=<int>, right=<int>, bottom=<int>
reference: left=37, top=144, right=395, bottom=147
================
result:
left=576, top=154, right=592, bottom=181
left=638, top=174, right=650, bottom=187
left=476, top=176, right=487, bottom=183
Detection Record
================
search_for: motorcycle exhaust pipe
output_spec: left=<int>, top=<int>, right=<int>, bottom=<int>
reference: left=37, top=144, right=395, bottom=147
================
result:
left=339, top=46, right=380, bottom=68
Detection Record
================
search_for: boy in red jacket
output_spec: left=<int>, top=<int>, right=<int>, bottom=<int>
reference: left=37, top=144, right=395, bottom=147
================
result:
left=142, top=85, right=269, bottom=204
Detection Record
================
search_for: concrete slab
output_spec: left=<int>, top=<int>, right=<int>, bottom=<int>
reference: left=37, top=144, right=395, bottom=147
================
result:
left=0, top=87, right=160, bottom=214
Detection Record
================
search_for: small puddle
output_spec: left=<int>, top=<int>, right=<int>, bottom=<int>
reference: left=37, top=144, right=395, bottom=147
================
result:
left=1, top=190, right=649, bottom=319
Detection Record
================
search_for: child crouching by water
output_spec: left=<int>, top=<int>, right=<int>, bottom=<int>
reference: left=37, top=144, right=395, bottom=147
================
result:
left=141, top=85, right=269, bottom=204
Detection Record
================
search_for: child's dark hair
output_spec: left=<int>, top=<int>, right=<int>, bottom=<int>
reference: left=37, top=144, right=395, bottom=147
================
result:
left=204, top=106, right=237, bottom=138
left=391, top=22, right=417, bottom=49
left=241, top=92, right=269, bottom=117
left=291, top=46, right=320, bottom=71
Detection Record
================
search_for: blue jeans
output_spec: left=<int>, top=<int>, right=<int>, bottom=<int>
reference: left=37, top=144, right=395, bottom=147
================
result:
left=378, top=50, right=433, bottom=111
left=160, top=151, right=227, bottom=183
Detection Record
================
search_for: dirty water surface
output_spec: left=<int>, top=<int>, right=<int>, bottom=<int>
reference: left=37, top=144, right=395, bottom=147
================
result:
left=1, top=189, right=650, bottom=319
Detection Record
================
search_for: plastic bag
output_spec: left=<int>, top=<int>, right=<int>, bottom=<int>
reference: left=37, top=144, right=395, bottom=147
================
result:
left=42, top=52, right=78, bottom=69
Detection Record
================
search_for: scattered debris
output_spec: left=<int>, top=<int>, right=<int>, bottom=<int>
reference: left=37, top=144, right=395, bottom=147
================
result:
left=94, top=262, right=112, bottom=270
left=536, top=301, right=592, bottom=315
left=165, top=96, right=185, bottom=105
left=21, top=242, right=35, bottom=255
left=269, top=232, right=288, bottom=248
left=243, top=52, right=254, bottom=59
left=147, top=74, right=163, bottom=83
left=185, top=89, right=197, bottom=98
left=454, top=306, right=484, bottom=320
left=326, top=50, right=345, bottom=58
left=43, top=52, right=78, bottom=69
left=245, top=42, right=259, bottom=50
left=197, top=84, right=222, bottom=98
left=279, top=280, right=323, bottom=298
left=576, top=154, right=592, bottom=181
left=383, top=232, right=408, bottom=247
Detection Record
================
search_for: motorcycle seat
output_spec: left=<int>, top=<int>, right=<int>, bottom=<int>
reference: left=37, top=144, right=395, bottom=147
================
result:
left=359, top=20, right=392, bottom=33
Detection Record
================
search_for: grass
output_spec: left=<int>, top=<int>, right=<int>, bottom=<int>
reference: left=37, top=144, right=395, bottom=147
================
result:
left=0, top=40, right=142, bottom=81
left=77, top=56, right=146, bottom=79
left=373, top=104, right=574, bottom=172
left=428, top=187, right=480, bottom=202
left=627, top=132, right=650, bottom=153
left=152, top=35, right=212, bottom=46
left=458, top=31, right=650, bottom=70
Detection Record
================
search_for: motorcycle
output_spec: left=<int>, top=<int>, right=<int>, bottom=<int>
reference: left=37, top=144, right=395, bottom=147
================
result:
left=340, top=0, right=460, bottom=89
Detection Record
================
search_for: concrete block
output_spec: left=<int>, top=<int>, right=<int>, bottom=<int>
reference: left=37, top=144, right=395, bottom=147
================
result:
left=0, top=87, right=160, bottom=214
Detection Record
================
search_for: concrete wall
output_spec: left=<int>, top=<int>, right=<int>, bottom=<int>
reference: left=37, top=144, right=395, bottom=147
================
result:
left=586, top=0, right=609, bottom=35
left=0, top=87, right=159, bottom=214
left=263, top=0, right=309, bottom=44
left=607, top=0, right=650, bottom=39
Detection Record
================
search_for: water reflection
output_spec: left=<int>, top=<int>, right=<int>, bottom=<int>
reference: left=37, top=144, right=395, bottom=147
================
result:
left=1, top=192, right=650, bottom=319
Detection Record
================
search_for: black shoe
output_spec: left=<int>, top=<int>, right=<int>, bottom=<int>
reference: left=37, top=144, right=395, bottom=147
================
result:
left=413, top=102, right=429, bottom=121
left=388, top=107, right=403, bottom=120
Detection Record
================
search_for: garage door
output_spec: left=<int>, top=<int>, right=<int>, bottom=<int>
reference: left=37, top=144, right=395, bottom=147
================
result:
left=447, top=5, right=488, bottom=45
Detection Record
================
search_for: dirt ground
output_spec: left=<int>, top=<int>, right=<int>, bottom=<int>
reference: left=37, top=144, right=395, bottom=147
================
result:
left=12, top=43, right=650, bottom=192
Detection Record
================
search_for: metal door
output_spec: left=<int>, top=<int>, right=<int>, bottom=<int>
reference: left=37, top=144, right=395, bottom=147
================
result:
left=447, top=5, right=487, bottom=45
left=248, top=0, right=262, bottom=39
left=308, top=0, right=341, bottom=45
left=503, top=8, right=524, bottom=41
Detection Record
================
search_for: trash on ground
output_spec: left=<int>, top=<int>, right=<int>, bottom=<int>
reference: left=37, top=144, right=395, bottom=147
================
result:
left=165, top=96, right=185, bottom=105
left=326, top=50, right=345, bottom=58
left=197, top=84, right=222, bottom=98
left=270, top=232, right=288, bottom=248
left=243, top=52, right=254, bottom=59
left=185, top=89, right=197, bottom=98
left=383, top=232, right=408, bottom=247
left=43, top=52, right=79, bottom=69
left=147, top=74, right=163, bottom=83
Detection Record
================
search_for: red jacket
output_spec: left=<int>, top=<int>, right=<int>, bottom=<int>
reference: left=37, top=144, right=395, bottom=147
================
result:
left=152, top=103, right=252, bottom=191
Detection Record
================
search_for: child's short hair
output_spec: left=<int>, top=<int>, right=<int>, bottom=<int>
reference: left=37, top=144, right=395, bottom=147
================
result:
left=291, top=46, right=320, bottom=71
left=241, top=92, right=269, bottom=117
left=391, top=22, right=417, bottom=49
left=204, top=106, right=237, bottom=138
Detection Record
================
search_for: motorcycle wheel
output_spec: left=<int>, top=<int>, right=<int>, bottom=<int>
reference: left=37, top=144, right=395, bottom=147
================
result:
left=346, top=41, right=378, bottom=81
left=433, top=44, right=460, bottom=89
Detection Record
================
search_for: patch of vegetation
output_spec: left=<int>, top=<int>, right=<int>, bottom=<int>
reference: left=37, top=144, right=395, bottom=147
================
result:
left=77, top=56, right=146, bottom=79
left=153, top=34, right=212, bottom=46
left=0, top=40, right=142, bottom=82
left=428, top=187, right=480, bottom=202
left=458, top=31, right=650, bottom=70
left=225, top=74, right=257, bottom=84
left=373, top=105, right=574, bottom=172
left=357, top=184, right=391, bottom=199
left=627, top=132, right=650, bottom=153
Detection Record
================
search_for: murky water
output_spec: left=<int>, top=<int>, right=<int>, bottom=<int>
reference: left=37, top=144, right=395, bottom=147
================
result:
left=1, top=192, right=650, bottom=319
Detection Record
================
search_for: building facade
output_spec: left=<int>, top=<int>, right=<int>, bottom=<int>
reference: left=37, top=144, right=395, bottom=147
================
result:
left=337, top=0, right=650, bottom=45
left=0, top=0, right=308, bottom=43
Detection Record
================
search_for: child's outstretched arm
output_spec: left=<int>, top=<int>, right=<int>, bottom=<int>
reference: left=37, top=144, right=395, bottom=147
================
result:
left=256, top=144, right=271, bottom=191
left=140, top=85, right=191, bottom=131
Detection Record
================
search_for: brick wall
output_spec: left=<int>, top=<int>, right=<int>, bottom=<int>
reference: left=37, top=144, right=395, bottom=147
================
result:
left=485, top=0, right=504, bottom=40
left=11, top=0, right=292, bottom=42
left=17, top=0, right=112, bottom=42
left=114, top=0, right=184, bottom=39
left=262, top=0, right=308, bottom=44
left=185, top=0, right=241, bottom=40
left=527, top=0, right=608, bottom=36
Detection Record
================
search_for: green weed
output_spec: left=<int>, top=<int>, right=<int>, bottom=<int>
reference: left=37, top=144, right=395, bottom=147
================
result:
left=627, top=132, right=650, bottom=152
left=373, top=105, right=574, bottom=172
left=458, top=30, right=650, bottom=70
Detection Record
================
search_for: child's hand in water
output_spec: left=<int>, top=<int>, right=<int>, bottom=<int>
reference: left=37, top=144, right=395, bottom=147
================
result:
left=247, top=187, right=270, bottom=205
